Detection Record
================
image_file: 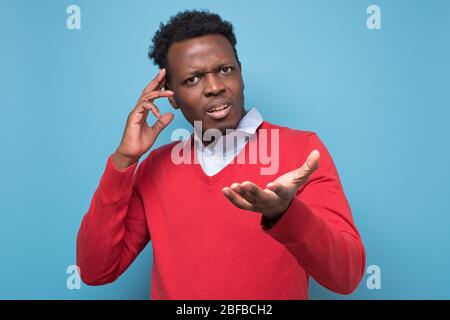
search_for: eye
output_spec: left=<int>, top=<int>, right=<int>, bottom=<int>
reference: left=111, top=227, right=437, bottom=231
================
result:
left=220, top=66, right=233, bottom=75
left=185, top=76, right=200, bottom=85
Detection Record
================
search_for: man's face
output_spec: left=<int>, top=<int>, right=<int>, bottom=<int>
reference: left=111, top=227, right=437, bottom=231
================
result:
left=166, top=34, right=245, bottom=135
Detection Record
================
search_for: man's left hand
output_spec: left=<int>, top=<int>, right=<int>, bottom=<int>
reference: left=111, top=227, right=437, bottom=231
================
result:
left=222, top=150, right=320, bottom=220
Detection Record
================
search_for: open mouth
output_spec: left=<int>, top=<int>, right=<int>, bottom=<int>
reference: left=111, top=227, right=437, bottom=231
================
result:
left=207, top=104, right=230, bottom=113
left=205, top=103, right=232, bottom=120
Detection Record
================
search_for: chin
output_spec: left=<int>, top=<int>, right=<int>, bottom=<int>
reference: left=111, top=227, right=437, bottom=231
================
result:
left=200, top=106, right=244, bottom=134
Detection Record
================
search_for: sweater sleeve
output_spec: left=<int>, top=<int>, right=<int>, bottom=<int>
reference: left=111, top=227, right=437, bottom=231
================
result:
left=76, top=155, right=150, bottom=285
left=260, top=133, right=366, bottom=294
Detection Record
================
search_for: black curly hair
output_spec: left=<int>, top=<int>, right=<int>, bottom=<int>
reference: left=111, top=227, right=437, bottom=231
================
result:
left=148, top=10, right=241, bottom=76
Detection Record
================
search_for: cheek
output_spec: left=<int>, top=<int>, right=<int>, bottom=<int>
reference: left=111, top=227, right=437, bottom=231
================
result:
left=228, top=79, right=244, bottom=101
left=176, top=89, right=205, bottom=116
left=230, top=74, right=244, bottom=90
left=175, top=89, right=197, bottom=106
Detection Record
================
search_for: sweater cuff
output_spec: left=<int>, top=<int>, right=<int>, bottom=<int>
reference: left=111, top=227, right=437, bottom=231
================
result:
left=99, top=155, right=138, bottom=202
left=261, top=196, right=319, bottom=245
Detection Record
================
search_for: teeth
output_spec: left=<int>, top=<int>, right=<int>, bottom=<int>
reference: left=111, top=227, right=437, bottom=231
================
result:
left=208, top=104, right=229, bottom=113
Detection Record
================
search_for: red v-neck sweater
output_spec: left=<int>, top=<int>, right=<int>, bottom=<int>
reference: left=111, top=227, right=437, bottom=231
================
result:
left=77, top=121, right=365, bottom=299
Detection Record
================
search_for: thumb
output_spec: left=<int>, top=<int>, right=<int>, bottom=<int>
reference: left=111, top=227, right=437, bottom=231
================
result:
left=293, top=149, right=320, bottom=183
left=305, top=149, right=320, bottom=172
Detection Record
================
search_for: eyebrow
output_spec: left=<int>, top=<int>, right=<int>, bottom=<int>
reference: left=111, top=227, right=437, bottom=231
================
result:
left=182, top=62, right=235, bottom=80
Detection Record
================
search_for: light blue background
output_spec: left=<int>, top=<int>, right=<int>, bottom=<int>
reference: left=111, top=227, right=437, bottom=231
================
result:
left=0, top=0, right=449, bottom=299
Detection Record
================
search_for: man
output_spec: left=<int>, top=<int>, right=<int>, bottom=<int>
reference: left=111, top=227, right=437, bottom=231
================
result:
left=77, top=10, right=366, bottom=299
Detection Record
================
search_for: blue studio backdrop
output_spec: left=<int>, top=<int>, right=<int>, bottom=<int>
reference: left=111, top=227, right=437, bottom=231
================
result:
left=0, top=0, right=449, bottom=299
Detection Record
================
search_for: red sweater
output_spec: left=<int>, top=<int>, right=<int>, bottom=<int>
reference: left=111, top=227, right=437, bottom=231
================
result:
left=77, top=121, right=366, bottom=299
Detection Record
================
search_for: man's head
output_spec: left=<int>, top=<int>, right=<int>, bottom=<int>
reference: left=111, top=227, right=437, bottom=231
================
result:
left=148, top=10, right=245, bottom=135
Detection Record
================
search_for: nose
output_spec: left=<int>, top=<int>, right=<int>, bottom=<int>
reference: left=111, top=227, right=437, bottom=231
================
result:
left=203, top=72, right=225, bottom=97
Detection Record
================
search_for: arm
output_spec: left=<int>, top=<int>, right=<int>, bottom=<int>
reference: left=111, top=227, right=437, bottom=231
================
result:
left=76, top=69, right=174, bottom=285
left=76, top=156, right=149, bottom=285
left=261, top=133, right=366, bottom=294
left=223, top=133, right=365, bottom=294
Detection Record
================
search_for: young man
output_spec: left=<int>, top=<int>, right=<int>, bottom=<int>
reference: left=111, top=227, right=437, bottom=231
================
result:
left=77, top=10, right=366, bottom=299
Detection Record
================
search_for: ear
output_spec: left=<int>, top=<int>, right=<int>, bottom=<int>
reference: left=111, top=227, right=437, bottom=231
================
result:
left=163, top=84, right=180, bottom=110
left=168, top=96, right=180, bottom=110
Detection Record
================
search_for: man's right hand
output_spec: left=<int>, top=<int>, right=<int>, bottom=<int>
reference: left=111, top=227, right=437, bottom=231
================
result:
left=112, top=69, right=175, bottom=170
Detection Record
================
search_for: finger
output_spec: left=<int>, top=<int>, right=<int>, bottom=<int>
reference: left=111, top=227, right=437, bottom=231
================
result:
left=148, top=112, right=174, bottom=136
left=266, top=182, right=292, bottom=200
left=140, top=90, right=174, bottom=103
left=230, top=183, right=257, bottom=204
left=159, top=79, right=166, bottom=91
left=305, top=149, right=320, bottom=171
left=141, top=68, right=167, bottom=95
left=134, top=90, right=174, bottom=116
left=141, top=101, right=160, bottom=118
left=141, top=69, right=166, bottom=95
left=230, top=183, right=243, bottom=195
left=240, top=181, right=269, bottom=201
left=222, top=187, right=254, bottom=211
left=293, top=149, right=320, bottom=184
left=134, top=100, right=158, bottom=115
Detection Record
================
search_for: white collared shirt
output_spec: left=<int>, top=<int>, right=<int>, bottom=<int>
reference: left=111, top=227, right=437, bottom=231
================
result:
left=193, top=107, right=264, bottom=176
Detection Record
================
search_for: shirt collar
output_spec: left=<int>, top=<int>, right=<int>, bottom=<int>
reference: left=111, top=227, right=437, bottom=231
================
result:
left=181, top=107, right=263, bottom=151
left=235, top=107, right=264, bottom=134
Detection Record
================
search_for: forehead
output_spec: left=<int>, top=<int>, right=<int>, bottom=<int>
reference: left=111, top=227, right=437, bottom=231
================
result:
left=167, top=34, right=235, bottom=75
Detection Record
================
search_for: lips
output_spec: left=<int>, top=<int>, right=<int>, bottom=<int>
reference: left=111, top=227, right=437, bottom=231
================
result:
left=205, top=102, right=232, bottom=120
left=207, top=104, right=230, bottom=113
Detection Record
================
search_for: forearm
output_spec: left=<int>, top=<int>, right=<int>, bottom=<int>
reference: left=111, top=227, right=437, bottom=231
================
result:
left=77, top=189, right=132, bottom=285
left=76, top=156, right=148, bottom=285
left=262, top=197, right=366, bottom=294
